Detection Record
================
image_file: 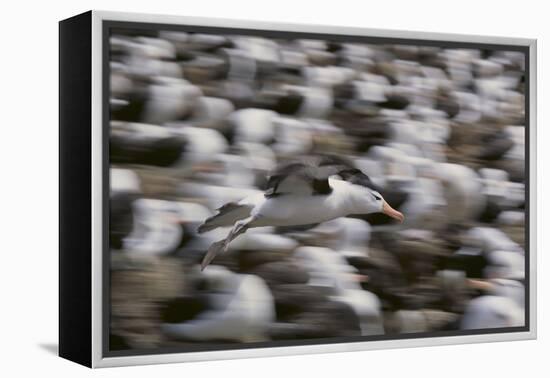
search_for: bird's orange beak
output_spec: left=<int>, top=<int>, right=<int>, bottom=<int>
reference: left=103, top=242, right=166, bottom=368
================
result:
left=382, top=200, right=405, bottom=223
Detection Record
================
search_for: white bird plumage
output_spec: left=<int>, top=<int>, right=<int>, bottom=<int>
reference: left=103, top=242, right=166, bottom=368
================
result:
left=197, top=155, right=404, bottom=270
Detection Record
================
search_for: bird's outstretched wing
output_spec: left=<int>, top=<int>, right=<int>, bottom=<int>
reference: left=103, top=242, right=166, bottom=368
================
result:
left=317, top=154, right=381, bottom=192
left=264, top=154, right=380, bottom=197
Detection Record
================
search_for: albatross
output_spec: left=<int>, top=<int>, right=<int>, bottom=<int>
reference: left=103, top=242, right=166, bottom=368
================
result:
left=197, top=155, right=404, bottom=270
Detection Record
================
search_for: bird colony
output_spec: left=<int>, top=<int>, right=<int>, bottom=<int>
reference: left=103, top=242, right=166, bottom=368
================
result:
left=108, top=29, right=527, bottom=350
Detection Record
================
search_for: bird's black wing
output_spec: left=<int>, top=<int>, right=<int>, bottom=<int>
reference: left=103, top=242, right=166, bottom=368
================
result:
left=264, top=158, right=341, bottom=197
left=316, top=154, right=410, bottom=224
left=338, top=168, right=382, bottom=195
left=317, top=154, right=382, bottom=193
left=264, top=154, right=383, bottom=197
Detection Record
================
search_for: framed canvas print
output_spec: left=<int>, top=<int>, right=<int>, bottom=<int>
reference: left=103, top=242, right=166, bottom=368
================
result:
left=59, top=10, right=537, bottom=368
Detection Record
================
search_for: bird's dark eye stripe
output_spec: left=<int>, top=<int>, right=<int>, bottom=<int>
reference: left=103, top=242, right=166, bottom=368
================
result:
left=372, top=193, right=381, bottom=200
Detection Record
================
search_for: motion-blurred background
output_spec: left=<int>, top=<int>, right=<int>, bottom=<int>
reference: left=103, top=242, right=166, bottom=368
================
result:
left=108, top=28, right=526, bottom=351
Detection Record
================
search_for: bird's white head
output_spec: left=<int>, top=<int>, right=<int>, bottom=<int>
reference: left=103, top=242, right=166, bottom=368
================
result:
left=350, top=186, right=405, bottom=223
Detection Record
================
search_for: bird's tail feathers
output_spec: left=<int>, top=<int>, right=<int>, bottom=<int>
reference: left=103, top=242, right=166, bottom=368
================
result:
left=201, top=240, right=226, bottom=271
left=197, top=202, right=251, bottom=234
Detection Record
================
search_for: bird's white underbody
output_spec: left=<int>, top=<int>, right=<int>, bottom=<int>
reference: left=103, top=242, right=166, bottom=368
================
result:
left=199, top=177, right=404, bottom=270
left=251, top=179, right=382, bottom=227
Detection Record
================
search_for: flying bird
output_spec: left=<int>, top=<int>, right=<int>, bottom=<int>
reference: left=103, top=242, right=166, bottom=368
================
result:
left=197, top=155, right=404, bottom=270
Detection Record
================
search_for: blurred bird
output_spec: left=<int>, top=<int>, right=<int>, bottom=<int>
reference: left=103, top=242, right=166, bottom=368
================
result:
left=198, top=155, right=404, bottom=270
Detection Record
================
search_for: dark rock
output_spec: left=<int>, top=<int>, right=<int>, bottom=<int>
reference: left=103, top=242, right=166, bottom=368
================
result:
left=270, top=284, right=329, bottom=320
left=333, top=82, right=356, bottom=109
left=160, top=296, right=209, bottom=323
left=342, top=117, right=392, bottom=153
left=111, top=86, right=148, bottom=122
left=182, top=54, right=229, bottom=84
left=306, top=50, right=339, bottom=66
left=390, top=238, right=450, bottom=286
left=109, top=333, right=131, bottom=350
left=477, top=131, right=514, bottom=161
left=443, top=252, right=489, bottom=279
left=175, top=50, right=196, bottom=62
left=110, top=132, right=185, bottom=167
left=110, top=192, right=136, bottom=249
left=377, top=94, right=410, bottom=110
left=436, top=95, right=460, bottom=119
left=477, top=199, right=503, bottom=223
left=273, top=91, right=304, bottom=115
left=247, top=261, right=310, bottom=286
left=284, top=301, right=361, bottom=338
left=326, top=41, right=343, bottom=53
left=237, top=249, right=291, bottom=271
left=495, top=159, right=525, bottom=183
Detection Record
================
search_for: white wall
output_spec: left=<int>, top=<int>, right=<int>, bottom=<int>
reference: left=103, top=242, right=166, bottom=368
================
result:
left=1, top=0, right=546, bottom=376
